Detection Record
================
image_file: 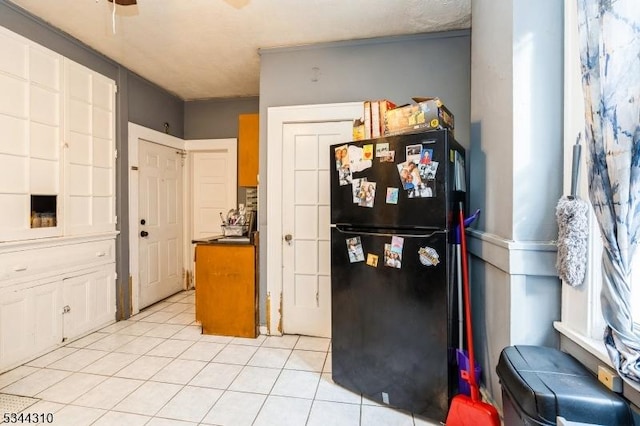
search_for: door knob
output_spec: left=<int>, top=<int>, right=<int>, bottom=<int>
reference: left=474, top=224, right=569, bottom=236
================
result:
left=140, top=231, right=149, bottom=237
left=284, top=234, right=292, bottom=245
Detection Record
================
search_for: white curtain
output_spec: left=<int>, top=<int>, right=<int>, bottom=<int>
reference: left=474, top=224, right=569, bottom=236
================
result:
left=576, top=0, right=640, bottom=381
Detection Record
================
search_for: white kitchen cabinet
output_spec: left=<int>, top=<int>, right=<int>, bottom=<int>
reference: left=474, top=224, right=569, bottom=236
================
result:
left=0, top=26, right=119, bottom=373
left=0, top=26, right=62, bottom=242
left=62, top=265, right=116, bottom=341
left=64, top=60, right=116, bottom=236
left=32, top=279, right=63, bottom=355
left=0, top=279, right=62, bottom=371
left=0, top=27, right=117, bottom=242
left=0, top=285, right=33, bottom=369
left=0, top=235, right=117, bottom=372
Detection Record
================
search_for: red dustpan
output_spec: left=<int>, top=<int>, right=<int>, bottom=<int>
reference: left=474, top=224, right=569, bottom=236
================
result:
left=446, top=204, right=500, bottom=426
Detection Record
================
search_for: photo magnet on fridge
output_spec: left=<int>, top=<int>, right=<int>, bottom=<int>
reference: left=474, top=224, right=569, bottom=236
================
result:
left=397, top=160, right=422, bottom=191
left=346, top=237, right=365, bottom=263
left=334, top=144, right=349, bottom=170
left=379, top=150, right=395, bottom=163
left=418, top=160, right=438, bottom=181
left=418, top=246, right=440, bottom=266
left=419, top=147, right=433, bottom=165
left=375, top=143, right=389, bottom=157
left=338, top=167, right=352, bottom=186
left=357, top=181, right=376, bottom=208
left=384, top=243, right=402, bottom=269
left=406, top=144, right=422, bottom=163
left=352, top=178, right=367, bottom=203
left=366, top=253, right=379, bottom=267
left=384, top=244, right=402, bottom=269
left=362, top=144, right=374, bottom=161
left=409, top=182, right=435, bottom=198
left=391, top=236, right=404, bottom=253
left=335, top=144, right=352, bottom=186
left=386, top=187, right=399, bottom=204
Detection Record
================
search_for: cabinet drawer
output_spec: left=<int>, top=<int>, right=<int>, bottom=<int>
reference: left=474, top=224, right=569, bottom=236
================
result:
left=0, top=239, right=115, bottom=285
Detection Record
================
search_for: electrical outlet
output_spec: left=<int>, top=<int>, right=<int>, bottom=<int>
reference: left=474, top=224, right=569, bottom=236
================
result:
left=598, top=365, right=622, bottom=392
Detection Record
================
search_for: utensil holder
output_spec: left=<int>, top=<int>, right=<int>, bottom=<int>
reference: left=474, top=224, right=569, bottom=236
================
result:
left=221, top=224, right=248, bottom=237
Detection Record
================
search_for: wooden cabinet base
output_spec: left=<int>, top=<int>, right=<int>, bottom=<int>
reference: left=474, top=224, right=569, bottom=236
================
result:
left=195, top=244, right=257, bottom=338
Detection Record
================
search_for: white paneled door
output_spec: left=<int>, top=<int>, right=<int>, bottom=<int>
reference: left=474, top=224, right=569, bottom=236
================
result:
left=139, top=140, right=184, bottom=309
left=192, top=150, right=237, bottom=240
left=281, top=121, right=354, bottom=337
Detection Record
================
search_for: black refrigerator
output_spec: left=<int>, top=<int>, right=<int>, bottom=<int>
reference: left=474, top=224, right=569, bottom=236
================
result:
left=330, top=129, right=466, bottom=421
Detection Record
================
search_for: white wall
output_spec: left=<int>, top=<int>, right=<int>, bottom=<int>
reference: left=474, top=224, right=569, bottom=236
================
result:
left=469, top=0, right=564, bottom=409
left=469, top=0, right=514, bottom=239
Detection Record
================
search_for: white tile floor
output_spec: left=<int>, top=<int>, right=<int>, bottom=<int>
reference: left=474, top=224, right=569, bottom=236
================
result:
left=0, top=290, right=439, bottom=426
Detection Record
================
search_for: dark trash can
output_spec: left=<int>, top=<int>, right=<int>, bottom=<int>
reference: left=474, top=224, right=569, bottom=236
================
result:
left=496, top=345, right=631, bottom=426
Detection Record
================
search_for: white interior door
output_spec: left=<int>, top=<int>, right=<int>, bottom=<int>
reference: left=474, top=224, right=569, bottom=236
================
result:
left=139, top=140, right=184, bottom=308
left=281, top=121, right=354, bottom=337
left=192, top=151, right=237, bottom=239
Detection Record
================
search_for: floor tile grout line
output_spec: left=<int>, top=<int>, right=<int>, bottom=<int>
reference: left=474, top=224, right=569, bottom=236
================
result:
left=1, top=289, right=427, bottom=426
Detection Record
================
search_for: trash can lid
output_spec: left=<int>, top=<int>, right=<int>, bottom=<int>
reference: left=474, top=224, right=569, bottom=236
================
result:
left=496, top=345, right=630, bottom=426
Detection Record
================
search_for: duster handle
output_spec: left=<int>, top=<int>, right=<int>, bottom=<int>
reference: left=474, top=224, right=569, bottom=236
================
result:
left=570, top=138, right=581, bottom=198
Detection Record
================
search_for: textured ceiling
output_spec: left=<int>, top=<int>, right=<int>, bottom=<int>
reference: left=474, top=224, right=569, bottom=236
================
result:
left=8, top=0, right=471, bottom=100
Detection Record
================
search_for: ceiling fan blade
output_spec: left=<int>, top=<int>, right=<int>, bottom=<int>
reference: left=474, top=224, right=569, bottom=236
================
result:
left=107, top=0, right=137, bottom=5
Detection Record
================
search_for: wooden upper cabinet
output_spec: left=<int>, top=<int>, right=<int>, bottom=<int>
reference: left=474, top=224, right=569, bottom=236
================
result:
left=238, top=113, right=259, bottom=187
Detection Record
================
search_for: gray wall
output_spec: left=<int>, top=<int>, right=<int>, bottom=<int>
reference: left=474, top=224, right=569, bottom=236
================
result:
left=260, top=31, right=471, bottom=148
left=128, top=73, right=185, bottom=138
left=258, top=31, right=472, bottom=325
left=185, top=97, right=259, bottom=139
left=1, top=0, right=185, bottom=320
left=184, top=96, right=259, bottom=206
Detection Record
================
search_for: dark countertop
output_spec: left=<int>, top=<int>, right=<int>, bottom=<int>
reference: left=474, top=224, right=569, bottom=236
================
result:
left=192, top=234, right=254, bottom=246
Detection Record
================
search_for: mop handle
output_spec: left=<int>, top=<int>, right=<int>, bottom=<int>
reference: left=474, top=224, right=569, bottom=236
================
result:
left=459, top=202, right=479, bottom=401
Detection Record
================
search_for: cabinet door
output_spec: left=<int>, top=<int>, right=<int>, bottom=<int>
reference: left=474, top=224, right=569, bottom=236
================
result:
left=62, top=272, right=92, bottom=340
left=0, top=27, right=63, bottom=242
left=64, top=59, right=116, bottom=235
left=62, top=266, right=116, bottom=341
left=32, top=280, right=63, bottom=353
left=238, top=113, right=259, bottom=187
left=91, top=265, right=116, bottom=328
left=0, top=286, right=34, bottom=370
left=197, top=244, right=256, bottom=337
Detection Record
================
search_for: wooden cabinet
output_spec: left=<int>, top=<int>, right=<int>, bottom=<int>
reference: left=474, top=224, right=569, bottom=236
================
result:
left=195, top=243, right=257, bottom=338
left=238, top=113, right=259, bottom=187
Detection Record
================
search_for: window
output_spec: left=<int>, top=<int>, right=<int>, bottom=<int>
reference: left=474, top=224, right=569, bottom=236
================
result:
left=558, top=0, right=606, bottom=344
left=560, top=0, right=640, bottom=364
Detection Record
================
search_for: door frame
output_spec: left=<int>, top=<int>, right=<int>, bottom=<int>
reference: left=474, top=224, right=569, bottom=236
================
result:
left=128, top=123, right=185, bottom=316
left=266, top=102, right=362, bottom=335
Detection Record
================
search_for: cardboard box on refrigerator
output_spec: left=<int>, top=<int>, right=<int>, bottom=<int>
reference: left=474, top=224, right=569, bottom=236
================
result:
left=384, top=97, right=454, bottom=136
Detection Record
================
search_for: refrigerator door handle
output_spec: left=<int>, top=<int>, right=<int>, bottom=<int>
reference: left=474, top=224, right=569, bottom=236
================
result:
left=334, top=224, right=446, bottom=238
